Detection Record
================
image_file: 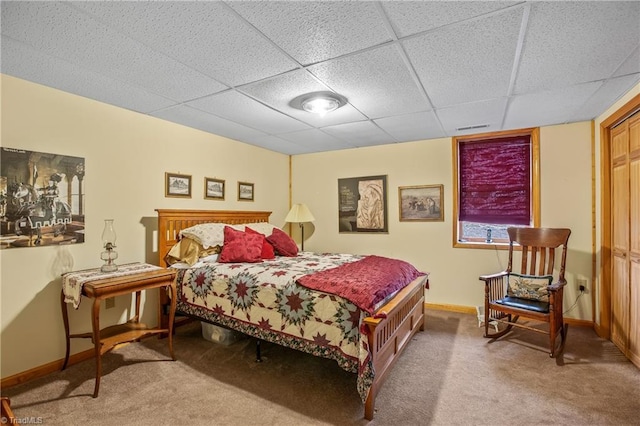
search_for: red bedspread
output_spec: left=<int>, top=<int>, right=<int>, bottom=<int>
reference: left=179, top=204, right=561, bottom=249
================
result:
left=296, top=255, right=426, bottom=314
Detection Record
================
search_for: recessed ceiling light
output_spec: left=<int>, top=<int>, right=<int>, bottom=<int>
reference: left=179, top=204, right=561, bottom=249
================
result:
left=290, top=91, right=348, bottom=117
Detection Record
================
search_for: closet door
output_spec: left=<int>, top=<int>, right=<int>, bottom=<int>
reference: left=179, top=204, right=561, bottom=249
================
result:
left=610, top=112, right=640, bottom=368
left=611, top=121, right=629, bottom=353
left=628, top=114, right=639, bottom=366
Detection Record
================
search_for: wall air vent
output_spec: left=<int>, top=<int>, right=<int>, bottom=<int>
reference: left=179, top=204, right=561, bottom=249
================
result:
left=456, top=124, right=490, bottom=131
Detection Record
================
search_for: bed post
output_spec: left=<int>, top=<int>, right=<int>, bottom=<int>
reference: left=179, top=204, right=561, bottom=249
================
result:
left=363, top=274, right=427, bottom=419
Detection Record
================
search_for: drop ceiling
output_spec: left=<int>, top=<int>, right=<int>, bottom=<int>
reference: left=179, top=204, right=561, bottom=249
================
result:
left=2, top=1, right=639, bottom=155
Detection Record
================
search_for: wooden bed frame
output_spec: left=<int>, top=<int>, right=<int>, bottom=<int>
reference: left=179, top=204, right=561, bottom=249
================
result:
left=155, top=208, right=427, bottom=420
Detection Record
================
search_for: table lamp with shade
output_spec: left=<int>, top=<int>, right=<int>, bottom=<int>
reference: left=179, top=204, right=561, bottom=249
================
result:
left=284, top=203, right=315, bottom=251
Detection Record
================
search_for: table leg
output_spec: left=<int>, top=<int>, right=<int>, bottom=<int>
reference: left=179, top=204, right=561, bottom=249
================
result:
left=168, top=283, right=176, bottom=360
left=134, top=290, right=141, bottom=323
left=60, top=290, right=71, bottom=370
left=91, top=297, right=102, bottom=398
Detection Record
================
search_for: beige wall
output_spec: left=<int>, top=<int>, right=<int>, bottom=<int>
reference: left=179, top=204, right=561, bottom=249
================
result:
left=291, top=122, right=594, bottom=319
left=0, top=75, right=290, bottom=378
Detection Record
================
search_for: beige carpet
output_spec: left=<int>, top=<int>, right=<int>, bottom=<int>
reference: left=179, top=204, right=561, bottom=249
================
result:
left=3, top=310, right=640, bottom=425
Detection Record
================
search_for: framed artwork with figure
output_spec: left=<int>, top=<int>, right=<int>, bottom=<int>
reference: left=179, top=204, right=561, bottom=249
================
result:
left=398, top=184, right=444, bottom=222
left=338, top=175, right=388, bottom=233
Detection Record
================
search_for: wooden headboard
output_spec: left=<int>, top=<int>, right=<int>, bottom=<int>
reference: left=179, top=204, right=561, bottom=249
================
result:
left=155, top=209, right=272, bottom=267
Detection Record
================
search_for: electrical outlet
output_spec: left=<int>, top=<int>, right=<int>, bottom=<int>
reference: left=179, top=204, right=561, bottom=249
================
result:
left=105, top=297, right=115, bottom=309
left=577, top=278, right=588, bottom=293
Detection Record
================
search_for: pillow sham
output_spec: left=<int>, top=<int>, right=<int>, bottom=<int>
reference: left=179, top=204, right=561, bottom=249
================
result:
left=245, top=227, right=275, bottom=259
left=219, top=226, right=263, bottom=263
left=164, top=238, right=221, bottom=266
left=179, top=222, right=243, bottom=249
left=266, top=227, right=298, bottom=257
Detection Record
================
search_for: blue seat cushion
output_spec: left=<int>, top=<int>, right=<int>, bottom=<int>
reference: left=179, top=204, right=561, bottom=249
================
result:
left=495, top=296, right=549, bottom=313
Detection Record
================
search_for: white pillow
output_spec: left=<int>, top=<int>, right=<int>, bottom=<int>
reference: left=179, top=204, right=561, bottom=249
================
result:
left=179, top=223, right=242, bottom=249
left=244, top=222, right=278, bottom=236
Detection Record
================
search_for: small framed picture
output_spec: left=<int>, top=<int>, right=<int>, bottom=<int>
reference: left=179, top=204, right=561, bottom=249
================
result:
left=238, top=181, right=254, bottom=201
left=398, top=184, right=444, bottom=222
left=204, top=177, right=225, bottom=200
left=165, top=172, right=192, bottom=198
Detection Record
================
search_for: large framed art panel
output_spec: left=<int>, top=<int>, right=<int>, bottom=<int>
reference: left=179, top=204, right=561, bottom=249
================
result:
left=0, top=147, right=85, bottom=249
left=338, top=175, right=388, bottom=233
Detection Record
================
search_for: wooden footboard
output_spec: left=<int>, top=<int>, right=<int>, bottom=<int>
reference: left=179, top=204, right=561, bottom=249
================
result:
left=362, top=274, right=427, bottom=420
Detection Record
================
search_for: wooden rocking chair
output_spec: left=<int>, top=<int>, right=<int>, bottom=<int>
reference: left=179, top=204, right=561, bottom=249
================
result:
left=479, top=227, right=571, bottom=357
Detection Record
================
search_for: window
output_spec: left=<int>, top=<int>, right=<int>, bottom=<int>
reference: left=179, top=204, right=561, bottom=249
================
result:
left=453, top=128, right=540, bottom=248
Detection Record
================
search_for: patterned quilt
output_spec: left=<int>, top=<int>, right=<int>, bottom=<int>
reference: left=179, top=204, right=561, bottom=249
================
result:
left=175, top=252, right=408, bottom=402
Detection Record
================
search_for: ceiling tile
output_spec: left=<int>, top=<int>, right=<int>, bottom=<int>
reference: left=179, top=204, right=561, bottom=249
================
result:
left=374, top=111, right=446, bottom=143
left=572, top=73, right=640, bottom=121
left=404, top=7, right=523, bottom=108
left=187, top=91, right=311, bottom=135
left=239, top=69, right=368, bottom=127
left=69, top=1, right=298, bottom=86
left=437, top=98, right=508, bottom=135
left=321, top=121, right=395, bottom=147
left=240, top=135, right=312, bottom=155
left=2, top=2, right=227, bottom=102
left=1, top=36, right=176, bottom=113
left=228, top=1, right=390, bottom=65
left=151, top=105, right=266, bottom=142
left=382, top=1, right=519, bottom=38
left=504, top=82, right=602, bottom=130
left=514, top=2, right=640, bottom=94
left=278, top=129, right=356, bottom=153
left=613, top=46, right=640, bottom=78
left=308, top=44, right=430, bottom=118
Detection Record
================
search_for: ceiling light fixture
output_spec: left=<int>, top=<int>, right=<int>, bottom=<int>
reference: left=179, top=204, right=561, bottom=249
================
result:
left=290, top=91, right=347, bottom=117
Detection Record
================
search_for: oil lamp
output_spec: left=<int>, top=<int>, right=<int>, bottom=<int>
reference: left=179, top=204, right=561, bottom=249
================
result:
left=100, top=219, right=118, bottom=272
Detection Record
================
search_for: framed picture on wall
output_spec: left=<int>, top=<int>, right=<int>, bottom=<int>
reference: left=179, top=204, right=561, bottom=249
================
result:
left=165, top=172, right=192, bottom=198
left=238, top=181, right=254, bottom=201
left=338, top=175, right=388, bottom=233
left=204, top=177, right=225, bottom=200
left=398, top=184, right=444, bottom=222
left=0, top=147, right=85, bottom=249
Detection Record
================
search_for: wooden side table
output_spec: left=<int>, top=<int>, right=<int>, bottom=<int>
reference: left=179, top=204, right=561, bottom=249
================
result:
left=60, top=264, right=177, bottom=397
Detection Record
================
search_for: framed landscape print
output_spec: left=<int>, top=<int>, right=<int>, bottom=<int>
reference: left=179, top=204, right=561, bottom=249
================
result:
left=204, top=177, right=225, bottom=200
left=165, top=172, right=191, bottom=198
left=238, top=181, right=254, bottom=201
left=338, top=175, right=388, bottom=233
left=398, top=184, right=444, bottom=222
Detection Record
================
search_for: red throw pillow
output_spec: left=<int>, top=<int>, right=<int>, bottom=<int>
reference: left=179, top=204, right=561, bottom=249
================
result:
left=245, top=227, right=275, bottom=259
left=266, top=227, right=298, bottom=257
left=219, top=226, right=263, bottom=263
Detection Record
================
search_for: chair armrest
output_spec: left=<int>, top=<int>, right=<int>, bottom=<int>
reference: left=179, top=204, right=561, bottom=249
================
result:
left=479, top=271, right=508, bottom=282
left=547, top=280, right=567, bottom=292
